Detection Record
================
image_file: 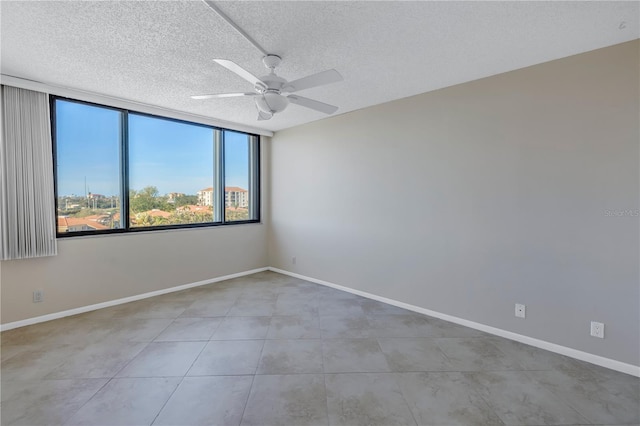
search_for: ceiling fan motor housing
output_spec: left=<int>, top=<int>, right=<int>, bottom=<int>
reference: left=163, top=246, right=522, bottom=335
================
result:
left=256, top=73, right=286, bottom=93
left=262, top=54, right=282, bottom=70
left=255, top=60, right=289, bottom=114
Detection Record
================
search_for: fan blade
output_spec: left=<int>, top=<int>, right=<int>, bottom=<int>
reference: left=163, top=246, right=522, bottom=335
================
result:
left=191, top=93, right=256, bottom=100
left=214, top=59, right=266, bottom=89
left=282, top=69, right=343, bottom=93
left=287, top=95, right=338, bottom=114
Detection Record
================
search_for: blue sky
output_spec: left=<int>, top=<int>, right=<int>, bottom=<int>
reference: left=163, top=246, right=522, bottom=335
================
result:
left=56, top=100, right=250, bottom=197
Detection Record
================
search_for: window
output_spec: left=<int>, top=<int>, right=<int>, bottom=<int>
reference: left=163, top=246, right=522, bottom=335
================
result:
left=225, top=131, right=256, bottom=222
left=128, top=113, right=215, bottom=228
left=53, top=97, right=259, bottom=236
left=54, top=100, right=123, bottom=232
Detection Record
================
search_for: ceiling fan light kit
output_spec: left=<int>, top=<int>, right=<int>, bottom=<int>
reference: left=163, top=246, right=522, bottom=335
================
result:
left=256, top=91, right=289, bottom=114
left=194, top=2, right=343, bottom=121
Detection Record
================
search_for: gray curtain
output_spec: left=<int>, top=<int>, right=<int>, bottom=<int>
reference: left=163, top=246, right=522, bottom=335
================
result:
left=1, top=85, right=57, bottom=260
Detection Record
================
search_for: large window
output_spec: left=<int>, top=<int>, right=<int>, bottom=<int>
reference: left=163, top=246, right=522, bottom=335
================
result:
left=53, top=97, right=259, bottom=236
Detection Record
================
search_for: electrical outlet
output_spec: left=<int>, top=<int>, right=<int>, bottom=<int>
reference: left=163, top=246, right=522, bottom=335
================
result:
left=515, top=303, right=526, bottom=318
left=590, top=321, right=605, bottom=338
left=292, top=256, right=296, bottom=265
left=33, top=290, right=44, bottom=303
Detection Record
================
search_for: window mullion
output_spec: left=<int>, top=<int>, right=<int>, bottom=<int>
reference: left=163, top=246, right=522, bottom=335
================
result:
left=249, top=135, right=259, bottom=221
left=213, top=129, right=224, bottom=223
left=121, top=110, right=130, bottom=230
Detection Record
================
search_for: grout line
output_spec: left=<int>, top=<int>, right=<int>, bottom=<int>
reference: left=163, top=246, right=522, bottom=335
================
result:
left=109, top=340, right=155, bottom=379
left=61, top=376, right=114, bottom=424
left=149, top=376, right=185, bottom=425
left=238, top=338, right=267, bottom=425
left=457, top=372, right=507, bottom=426
left=147, top=342, right=213, bottom=425
left=238, top=372, right=257, bottom=426
left=388, top=371, right=419, bottom=426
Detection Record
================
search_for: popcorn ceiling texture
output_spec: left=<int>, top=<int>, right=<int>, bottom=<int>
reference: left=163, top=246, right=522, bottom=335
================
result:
left=1, top=0, right=637, bottom=132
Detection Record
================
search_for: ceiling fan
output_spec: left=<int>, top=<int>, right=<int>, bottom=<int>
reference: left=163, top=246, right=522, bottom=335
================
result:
left=191, top=54, right=343, bottom=121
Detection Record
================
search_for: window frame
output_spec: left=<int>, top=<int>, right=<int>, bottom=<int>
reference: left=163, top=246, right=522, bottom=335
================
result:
left=51, top=95, right=261, bottom=238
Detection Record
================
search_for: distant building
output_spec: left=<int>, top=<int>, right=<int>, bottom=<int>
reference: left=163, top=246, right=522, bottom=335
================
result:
left=197, top=187, right=214, bottom=206
left=58, top=216, right=109, bottom=232
left=197, top=187, right=248, bottom=208
left=225, top=186, right=248, bottom=208
left=87, top=192, right=105, bottom=199
left=167, top=192, right=185, bottom=203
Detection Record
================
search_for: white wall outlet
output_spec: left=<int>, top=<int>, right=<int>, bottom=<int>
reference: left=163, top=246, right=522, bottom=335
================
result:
left=292, top=256, right=297, bottom=265
left=515, top=303, right=526, bottom=318
left=33, top=290, right=44, bottom=303
left=590, top=321, right=605, bottom=338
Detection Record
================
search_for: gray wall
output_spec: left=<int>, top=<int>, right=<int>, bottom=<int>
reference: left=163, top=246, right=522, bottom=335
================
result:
left=268, top=41, right=639, bottom=365
left=0, top=143, right=270, bottom=324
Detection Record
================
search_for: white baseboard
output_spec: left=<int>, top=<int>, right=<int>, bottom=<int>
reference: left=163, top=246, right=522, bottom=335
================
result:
left=269, top=267, right=640, bottom=378
left=0, top=267, right=269, bottom=332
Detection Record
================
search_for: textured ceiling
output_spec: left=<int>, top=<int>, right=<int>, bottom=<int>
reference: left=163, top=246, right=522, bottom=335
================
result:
left=1, top=1, right=638, bottom=132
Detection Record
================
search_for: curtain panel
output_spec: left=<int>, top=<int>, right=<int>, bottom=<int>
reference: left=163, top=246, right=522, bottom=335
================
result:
left=1, top=85, right=57, bottom=260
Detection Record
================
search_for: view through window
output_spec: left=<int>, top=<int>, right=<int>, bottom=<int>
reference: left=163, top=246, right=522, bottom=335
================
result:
left=225, top=130, right=251, bottom=222
left=55, top=100, right=123, bottom=232
left=54, top=98, right=259, bottom=235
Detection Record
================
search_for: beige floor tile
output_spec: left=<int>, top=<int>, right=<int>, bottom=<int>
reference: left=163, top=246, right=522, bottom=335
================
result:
left=527, top=368, right=640, bottom=425
left=241, top=374, right=327, bottom=426
left=130, top=301, right=193, bottom=319
left=274, top=295, right=319, bottom=316
left=436, top=338, right=523, bottom=371
left=319, top=315, right=375, bottom=338
left=116, top=341, right=206, bottom=377
left=180, top=298, right=236, bottom=317
left=1, top=346, right=78, bottom=381
left=464, top=370, right=589, bottom=425
left=396, top=372, right=504, bottom=425
left=377, top=337, right=453, bottom=372
left=154, top=375, right=253, bottom=425
left=325, top=373, right=416, bottom=426
left=211, top=316, right=270, bottom=340
left=188, top=340, right=264, bottom=376
left=65, top=377, right=180, bottom=426
left=322, top=338, right=390, bottom=373
left=257, top=339, right=323, bottom=374
left=99, top=318, right=174, bottom=342
left=154, top=317, right=222, bottom=341
left=1, top=318, right=77, bottom=346
left=268, top=315, right=321, bottom=339
left=227, top=298, right=276, bottom=316
left=0, top=345, right=28, bottom=363
left=46, top=341, right=148, bottom=379
left=369, top=314, right=439, bottom=338
left=1, top=379, right=107, bottom=425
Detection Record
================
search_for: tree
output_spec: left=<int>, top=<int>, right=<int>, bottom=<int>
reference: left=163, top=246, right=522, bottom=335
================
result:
left=225, top=208, right=249, bottom=221
left=133, top=212, right=169, bottom=227
left=169, top=209, right=213, bottom=225
left=129, top=186, right=171, bottom=213
left=173, top=195, right=198, bottom=208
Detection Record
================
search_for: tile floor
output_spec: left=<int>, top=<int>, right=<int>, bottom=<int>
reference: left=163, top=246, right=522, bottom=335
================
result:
left=1, top=271, right=638, bottom=426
